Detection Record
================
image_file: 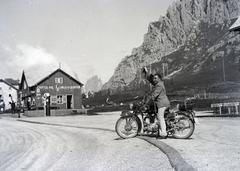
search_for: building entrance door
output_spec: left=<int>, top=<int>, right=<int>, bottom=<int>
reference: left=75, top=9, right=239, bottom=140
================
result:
left=67, top=95, right=73, bottom=109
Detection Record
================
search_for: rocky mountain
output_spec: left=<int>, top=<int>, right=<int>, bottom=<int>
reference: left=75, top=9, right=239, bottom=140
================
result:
left=84, top=75, right=103, bottom=93
left=102, top=0, right=240, bottom=94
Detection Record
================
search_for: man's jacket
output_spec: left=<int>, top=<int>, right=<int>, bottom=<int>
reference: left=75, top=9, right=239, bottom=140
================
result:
left=146, top=74, right=170, bottom=108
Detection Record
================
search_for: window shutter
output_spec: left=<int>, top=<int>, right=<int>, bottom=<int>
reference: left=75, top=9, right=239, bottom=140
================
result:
left=62, top=95, right=67, bottom=103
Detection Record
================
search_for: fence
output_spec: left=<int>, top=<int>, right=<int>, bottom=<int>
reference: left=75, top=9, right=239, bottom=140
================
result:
left=194, top=92, right=240, bottom=99
left=211, top=102, right=239, bottom=115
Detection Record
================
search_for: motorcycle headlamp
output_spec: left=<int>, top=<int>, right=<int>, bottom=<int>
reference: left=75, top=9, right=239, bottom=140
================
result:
left=129, top=103, right=133, bottom=110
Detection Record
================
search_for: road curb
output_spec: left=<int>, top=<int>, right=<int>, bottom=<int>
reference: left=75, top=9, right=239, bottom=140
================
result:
left=138, top=136, right=196, bottom=171
left=17, top=119, right=196, bottom=171
left=18, top=119, right=115, bottom=132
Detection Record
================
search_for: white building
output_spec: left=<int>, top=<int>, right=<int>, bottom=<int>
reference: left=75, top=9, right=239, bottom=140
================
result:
left=229, top=16, right=240, bottom=31
left=0, top=79, right=19, bottom=111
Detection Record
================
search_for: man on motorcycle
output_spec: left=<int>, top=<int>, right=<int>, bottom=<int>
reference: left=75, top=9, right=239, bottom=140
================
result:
left=142, top=67, right=170, bottom=138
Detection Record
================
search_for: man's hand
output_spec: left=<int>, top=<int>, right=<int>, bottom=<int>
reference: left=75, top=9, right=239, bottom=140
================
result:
left=141, top=104, right=148, bottom=111
left=142, top=67, right=148, bottom=74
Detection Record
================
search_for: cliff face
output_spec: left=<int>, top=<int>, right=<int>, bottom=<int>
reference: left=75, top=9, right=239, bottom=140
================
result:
left=102, top=0, right=240, bottom=91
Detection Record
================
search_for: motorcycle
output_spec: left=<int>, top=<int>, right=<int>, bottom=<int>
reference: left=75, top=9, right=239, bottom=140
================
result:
left=115, top=98, right=195, bottom=139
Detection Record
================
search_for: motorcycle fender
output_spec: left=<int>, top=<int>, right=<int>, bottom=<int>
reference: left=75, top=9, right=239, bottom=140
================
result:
left=120, top=110, right=134, bottom=117
left=176, top=111, right=195, bottom=123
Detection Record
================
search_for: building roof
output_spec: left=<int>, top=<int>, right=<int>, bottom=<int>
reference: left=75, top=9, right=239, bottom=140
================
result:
left=22, top=68, right=57, bottom=86
left=33, top=68, right=83, bottom=87
left=0, top=79, right=19, bottom=91
left=4, top=78, right=19, bottom=86
left=19, top=71, right=28, bottom=90
left=20, top=67, right=83, bottom=88
left=229, top=16, right=240, bottom=31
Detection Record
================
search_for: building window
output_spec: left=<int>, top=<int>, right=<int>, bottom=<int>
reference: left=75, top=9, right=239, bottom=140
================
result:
left=0, top=87, right=2, bottom=90
left=57, top=95, right=63, bottom=104
left=51, top=96, right=57, bottom=104
left=55, top=77, right=63, bottom=84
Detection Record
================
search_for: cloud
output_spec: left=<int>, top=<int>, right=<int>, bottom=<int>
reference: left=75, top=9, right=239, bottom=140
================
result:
left=15, top=44, right=77, bottom=85
left=0, top=42, right=77, bottom=85
left=15, top=44, right=58, bottom=68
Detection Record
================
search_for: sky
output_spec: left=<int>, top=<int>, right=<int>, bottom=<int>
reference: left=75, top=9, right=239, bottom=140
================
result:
left=0, top=0, right=175, bottom=84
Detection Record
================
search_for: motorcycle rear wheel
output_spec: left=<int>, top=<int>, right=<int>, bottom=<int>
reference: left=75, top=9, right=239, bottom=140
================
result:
left=115, top=117, right=139, bottom=139
left=172, top=115, right=195, bottom=139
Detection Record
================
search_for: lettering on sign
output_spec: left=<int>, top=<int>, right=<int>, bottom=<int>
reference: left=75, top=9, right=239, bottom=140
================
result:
left=37, top=85, right=80, bottom=92
left=55, top=85, right=81, bottom=91
left=37, top=86, right=54, bottom=90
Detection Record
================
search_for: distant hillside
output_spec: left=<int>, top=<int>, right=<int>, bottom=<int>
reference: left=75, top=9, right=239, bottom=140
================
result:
left=102, top=0, right=240, bottom=95
left=130, top=22, right=240, bottom=94
left=84, top=75, right=103, bottom=93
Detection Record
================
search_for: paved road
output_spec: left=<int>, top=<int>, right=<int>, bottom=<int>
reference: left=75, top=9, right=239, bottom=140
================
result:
left=1, top=113, right=240, bottom=171
left=0, top=118, right=173, bottom=171
left=164, top=117, right=240, bottom=171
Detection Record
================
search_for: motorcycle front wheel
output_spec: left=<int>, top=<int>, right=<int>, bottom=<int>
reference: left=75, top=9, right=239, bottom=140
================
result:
left=115, top=117, right=139, bottom=139
left=172, top=115, right=195, bottom=139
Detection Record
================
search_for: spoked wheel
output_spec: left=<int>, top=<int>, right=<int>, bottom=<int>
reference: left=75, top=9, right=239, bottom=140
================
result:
left=115, top=117, right=139, bottom=139
left=172, top=115, right=195, bottom=139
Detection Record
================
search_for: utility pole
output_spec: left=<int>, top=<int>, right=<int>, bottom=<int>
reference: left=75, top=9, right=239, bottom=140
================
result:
left=222, top=56, right=226, bottom=82
left=150, top=63, right=152, bottom=91
left=162, top=63, right=168, bottom=77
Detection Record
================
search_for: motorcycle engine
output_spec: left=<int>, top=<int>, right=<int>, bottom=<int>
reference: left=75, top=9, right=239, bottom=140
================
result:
left=144, top=118, right=159, bottom=132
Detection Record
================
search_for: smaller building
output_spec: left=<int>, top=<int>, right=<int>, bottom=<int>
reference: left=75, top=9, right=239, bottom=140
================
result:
left=19, top=68, right=84, bottom=115
left=0, top=79, right=19, bottom=112
left=229, top=16, right=240, bottom=32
